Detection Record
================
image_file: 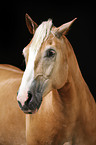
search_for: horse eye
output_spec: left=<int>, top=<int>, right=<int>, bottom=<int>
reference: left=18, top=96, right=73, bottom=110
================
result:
left=46, top=49, right=56, bottom=58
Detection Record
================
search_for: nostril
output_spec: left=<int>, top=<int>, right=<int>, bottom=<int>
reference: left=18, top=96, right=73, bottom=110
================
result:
left=25, top=91, right=32, bottom=105
left=28, top=91, right=32, bottom=98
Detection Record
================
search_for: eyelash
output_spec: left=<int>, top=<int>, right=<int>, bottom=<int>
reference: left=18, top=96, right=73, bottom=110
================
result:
left=45, top=49, right=56, bottom=58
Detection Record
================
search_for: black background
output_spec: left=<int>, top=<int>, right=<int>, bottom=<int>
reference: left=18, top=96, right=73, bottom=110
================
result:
left=0, top=2, right=96, bottom=100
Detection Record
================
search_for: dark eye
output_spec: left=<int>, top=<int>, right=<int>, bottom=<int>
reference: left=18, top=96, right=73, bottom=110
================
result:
left=46, top=49, right=56, bottom=58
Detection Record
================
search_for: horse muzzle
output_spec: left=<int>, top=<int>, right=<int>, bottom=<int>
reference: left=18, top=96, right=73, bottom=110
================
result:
left=17, top=76, right=48, bottom=114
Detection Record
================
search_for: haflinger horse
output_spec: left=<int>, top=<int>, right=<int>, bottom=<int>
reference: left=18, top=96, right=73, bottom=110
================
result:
left=0, top=13, right=96, bottom=145
left=17, top=14, right=96, bottom=145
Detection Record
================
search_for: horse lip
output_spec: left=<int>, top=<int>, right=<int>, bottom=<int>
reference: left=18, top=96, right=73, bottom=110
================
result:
left=24, top=108, right=38, bottom=114
left=24, top=110, right=32, bottom=114
left=23, top=104, right=41, bottom=114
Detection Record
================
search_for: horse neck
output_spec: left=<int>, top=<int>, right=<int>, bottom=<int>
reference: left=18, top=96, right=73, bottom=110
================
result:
left=52, top=37, right=96, bottom=136
left=66, top=37, right=96, bottom=118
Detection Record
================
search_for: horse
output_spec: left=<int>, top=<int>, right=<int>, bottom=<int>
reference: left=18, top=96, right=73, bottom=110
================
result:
left=17, top=14, right=96, bottom=145
left=0, top=13, right=96, bottom=145
left=0, top=16, right=71, bottom=145
left=0, top=18, right=71, bottom=145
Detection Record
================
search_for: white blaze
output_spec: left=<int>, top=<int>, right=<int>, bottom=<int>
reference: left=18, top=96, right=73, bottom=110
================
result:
left=18, top=19, right=52, bottom=104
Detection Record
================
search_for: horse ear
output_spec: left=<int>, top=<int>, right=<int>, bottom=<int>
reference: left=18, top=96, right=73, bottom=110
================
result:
left=54, top=18, right=77, bottom=38
left=25, top=13, right=38, bottom=34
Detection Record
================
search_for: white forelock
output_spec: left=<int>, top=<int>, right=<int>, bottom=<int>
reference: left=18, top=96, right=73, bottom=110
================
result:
left=18, top=19, right=53, bottom=104
left=30, top=19, right=52, bottom=53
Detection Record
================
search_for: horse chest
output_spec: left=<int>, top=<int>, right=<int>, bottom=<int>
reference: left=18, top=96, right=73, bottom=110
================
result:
left=26, top=98, right=66, bottom=145
left=26, top=117, right=65, bottom=145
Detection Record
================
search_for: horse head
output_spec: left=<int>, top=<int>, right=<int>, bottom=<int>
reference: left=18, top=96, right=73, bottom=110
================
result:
left=17, top=14, right=76, bottom=114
